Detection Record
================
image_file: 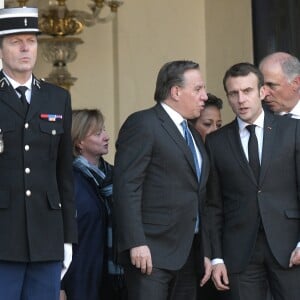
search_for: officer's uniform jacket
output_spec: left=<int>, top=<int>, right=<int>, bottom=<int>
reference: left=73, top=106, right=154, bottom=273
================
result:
left=0, top=71, right=77, bottom=262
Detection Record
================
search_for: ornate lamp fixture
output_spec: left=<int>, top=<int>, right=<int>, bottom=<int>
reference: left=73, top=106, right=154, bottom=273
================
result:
left=14, top=0, right=123, bottom=90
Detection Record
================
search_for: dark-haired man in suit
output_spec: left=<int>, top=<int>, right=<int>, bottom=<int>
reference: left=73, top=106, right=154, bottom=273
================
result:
left=206, top=62, right=300, bottom=300
left=0, top=7, right=77, bottom=300
left=114, top=60, right=211, bottom=300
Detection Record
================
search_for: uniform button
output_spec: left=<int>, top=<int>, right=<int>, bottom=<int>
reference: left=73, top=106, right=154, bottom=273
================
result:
left=26, top=190, right=31, bottom=197
left=24, top=145, right=30, bottom=151
left=24, top=123, right=29, bottom=129
left=25, top=168, right=30, bottom=174
left=58, top=203, right=62, bottom=208
left=52, top=129, right=56, bottom=135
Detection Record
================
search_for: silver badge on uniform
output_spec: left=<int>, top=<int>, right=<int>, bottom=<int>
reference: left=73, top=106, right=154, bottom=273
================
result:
left=0, top=132, right=3, bottom=154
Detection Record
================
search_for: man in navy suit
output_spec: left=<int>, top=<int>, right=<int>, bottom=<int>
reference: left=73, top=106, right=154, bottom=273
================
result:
left=206, top=62, right=300, bottom=300
left=114, top=60, right=211, bottom=300
left=0, top=7, right=77, bottom=300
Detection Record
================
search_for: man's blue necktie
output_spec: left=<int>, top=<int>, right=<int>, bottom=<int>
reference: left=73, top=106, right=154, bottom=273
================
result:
left=181, top=120, right=201, bottom=180
left=181, top=120, right=201, bottom=233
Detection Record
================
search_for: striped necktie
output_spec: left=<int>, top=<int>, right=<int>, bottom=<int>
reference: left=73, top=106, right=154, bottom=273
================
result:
left=181, top=120, right=201, bottom=180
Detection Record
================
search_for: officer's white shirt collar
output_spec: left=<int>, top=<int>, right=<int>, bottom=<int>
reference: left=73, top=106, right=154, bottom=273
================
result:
left=3, top=72, right=32, bottom=103
left=3, top=72, right=32, bottom=91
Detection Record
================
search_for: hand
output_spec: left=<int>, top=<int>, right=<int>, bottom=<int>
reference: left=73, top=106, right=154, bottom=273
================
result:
left=211, top=263, right=230, bottom=291
left=61, top=243, right=72, bottom=279
left=130, top=245, right=152, bottom=275
left=289, top=247, right=300, bottom=267
left=200, top=256, right=212, bottom=287
left=60, top=290, right=67, bottom=300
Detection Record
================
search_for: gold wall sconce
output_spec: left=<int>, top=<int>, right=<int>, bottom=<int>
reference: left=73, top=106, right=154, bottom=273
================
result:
left=12, top=0, right=123, bottom=90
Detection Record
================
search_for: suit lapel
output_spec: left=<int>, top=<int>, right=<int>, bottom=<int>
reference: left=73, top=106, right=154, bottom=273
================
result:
left=0, top=72, right=44, bottom=120
left=259, top=111, right=277, bottom=184
left=227, top=119, right=258, bottom=184
left=0, top=71, right=26, bottom=118
left=26, top=77, right=43, bottom=121
left=154, top=104, right=199, bottom=180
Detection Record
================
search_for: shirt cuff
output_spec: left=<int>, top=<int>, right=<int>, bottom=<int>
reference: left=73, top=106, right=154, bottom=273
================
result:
left=212, top=258, right=224, bottom=265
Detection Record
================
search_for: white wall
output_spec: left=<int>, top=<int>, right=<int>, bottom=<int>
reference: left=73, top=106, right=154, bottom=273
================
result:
left=205, top=0, right=253, bottom=123
left=116, top=0, right=207, bottom=128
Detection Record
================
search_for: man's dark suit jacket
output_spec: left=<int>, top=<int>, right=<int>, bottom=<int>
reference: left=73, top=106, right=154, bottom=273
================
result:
left=114, top=104, right=210, bottom=273
left=0, top=71, right=77, bottom=262
left=205, top=110, right=300, bottom=273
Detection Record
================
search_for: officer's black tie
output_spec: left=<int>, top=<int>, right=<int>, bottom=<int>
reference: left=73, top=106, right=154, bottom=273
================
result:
left=246, top=124, right=260, bottom=182
left=16, top=86, right=29, bottom=113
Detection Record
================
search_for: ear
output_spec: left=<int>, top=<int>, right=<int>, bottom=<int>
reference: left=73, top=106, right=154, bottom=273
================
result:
left=170, top=85, right=181, bottom=101
left=259, top=85, right=266, bottom=100
left=76, top=140, right=84, bottom=151
left=292, top=75, right=300, bottom=91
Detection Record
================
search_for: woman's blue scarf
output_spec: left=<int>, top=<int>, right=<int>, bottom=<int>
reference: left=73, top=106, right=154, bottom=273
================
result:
left=73, top=155, right=123, bottom=278
left=73, top=155, right=112, bottom=198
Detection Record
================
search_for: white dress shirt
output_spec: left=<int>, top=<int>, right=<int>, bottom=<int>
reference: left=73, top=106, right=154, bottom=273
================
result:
left=288, top=100, right=300, bottom=119
left=4, top=72, right=32, bottom=103
left=160, top=102, right=202, bottom=167
left=237, top=110, right=264, bottom=162
left=278, top=100, right=300, bottom=119
left=212, top=110, right=300, bottom=266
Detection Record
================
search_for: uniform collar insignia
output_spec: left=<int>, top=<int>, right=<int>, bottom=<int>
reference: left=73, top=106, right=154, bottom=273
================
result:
left=0, top=76, right=10, bottom=89
left=33, top=77, right=41, bottom=89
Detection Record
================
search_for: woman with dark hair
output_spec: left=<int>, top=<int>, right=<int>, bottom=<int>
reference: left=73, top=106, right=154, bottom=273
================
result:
left=190, top=93, right=223, bottom=141
left=191, top=94, right=225, bottom=300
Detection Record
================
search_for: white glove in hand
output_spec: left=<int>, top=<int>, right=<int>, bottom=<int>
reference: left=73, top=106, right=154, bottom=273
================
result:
left=61, top=243, right=72, bottom=280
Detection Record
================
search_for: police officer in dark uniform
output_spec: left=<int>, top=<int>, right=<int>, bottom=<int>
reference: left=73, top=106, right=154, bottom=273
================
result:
left=0, top=7, right=77, bottom=300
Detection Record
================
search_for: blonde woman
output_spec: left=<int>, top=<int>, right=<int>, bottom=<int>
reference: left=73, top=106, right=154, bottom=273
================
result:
left=61, top=109, right=125, bottom=299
